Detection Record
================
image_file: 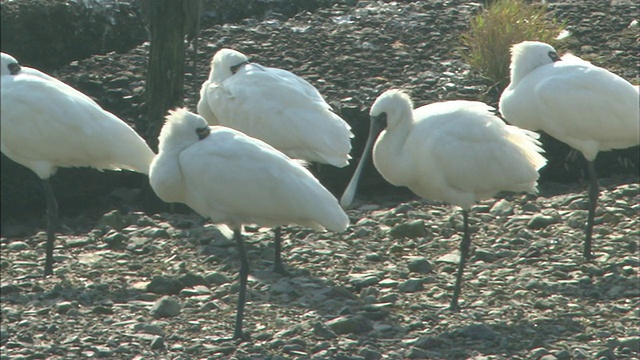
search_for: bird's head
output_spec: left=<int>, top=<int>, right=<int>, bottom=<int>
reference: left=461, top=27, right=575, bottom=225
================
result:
left=158, top=108, right=211, bottom=153
left=1, top=52, right=22, bottom=76
left=508, top=41, right=560, bottom=84
left=370, top=89, right=414, bottom=133
left=210, top=48, right=250, bottom=83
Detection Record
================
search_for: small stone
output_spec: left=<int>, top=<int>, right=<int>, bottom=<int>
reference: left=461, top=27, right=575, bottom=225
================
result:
left=92, top=305, right=114, bottom=315
left=98, top=209, right=126, bottom=231
left=7, top=241, right=29, bottom=251
left=530, top=347, right=549, bottom=358
left=150, top=336, right=165, bottom=350
left=56, top=301, right=75, bottom=314
left=147, top=276, right=184, bottom=295
left=572, top=347, right=590, bottom=359
left=358, top=346, right=382, bottom=360
left=407, top=346, right=429, bottom=359
left=282, top=343, right=305, bottom=354
left=527, top=214, right=558, bottom=229
left=456, top=323, right=498, bottom=340
left=398, top=279, right=423, bottom=293
left=205, top=272, right=231, bottom=285
left=619, top=336, right=640, bottom=352
left=312, top=322, right=337, bottom=339
left=65, top=238, right=91, bottom=248
left=388, top=220, right=425, bottom=239
left=325, top=315, right=372, bottom=335
left=554, top=349, right=571, bottom=360
left=540, top=355, right=558, bottom=360
left=414, top=336, right=443, bottom=349
left=177, top=272, right=208, bottom=288
left=365, top=253, right=382, bottom=262
left=348, top=273, right=381, bottom=289
left=102, top=231, right=128, bottom=248
left=474, top=248, right=497, bottom=262
left=490, top=199, right=513, bottom=216
left=408, top=257, right=432, bottom=273
left=435, top=252, right=459, bottom=265
left=150, top=296, right=181, bottom=318
left=133, top=323, right=166, bottom=336
left=533, top=299, right=555, bottom=310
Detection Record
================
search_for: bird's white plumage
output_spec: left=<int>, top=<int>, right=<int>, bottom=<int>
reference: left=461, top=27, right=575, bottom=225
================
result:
left=197, top=48, right=353, bottom=167
left=0, top=52, right=154, bottom=179
left=150, top=108, right=349, bottom=232
left=499, top=41, right=640, bottom=161
left=342, top=89, right=546, bottom=210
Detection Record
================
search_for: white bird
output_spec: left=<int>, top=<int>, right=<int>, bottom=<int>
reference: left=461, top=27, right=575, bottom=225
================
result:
left=0, top=52, right=155, bottom=276
left=499, top=41, right=640, bottom=260
left=341, top=89, right=546, bottom=311
left=197, top=48, right=353, bottom=273
left=149, top=108, right=349, bottom=339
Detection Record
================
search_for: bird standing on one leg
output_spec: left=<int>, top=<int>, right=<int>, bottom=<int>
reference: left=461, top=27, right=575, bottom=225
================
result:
left=499, top=41, right=640, bottom=260
left=197, top=48, right=353, bottom=274
left=341, top=89, right=546, bottom=311
left=149, top=108, right=348, bottom=339
left=0, top=53, right=155, bottom=276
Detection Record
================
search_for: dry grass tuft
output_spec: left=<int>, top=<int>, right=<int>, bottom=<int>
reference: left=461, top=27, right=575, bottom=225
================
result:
left=461, top=0, right=565, bottom=91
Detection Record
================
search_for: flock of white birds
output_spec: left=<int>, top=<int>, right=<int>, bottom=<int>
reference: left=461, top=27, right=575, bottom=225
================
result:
left=1, top=39, right=638, bottom=339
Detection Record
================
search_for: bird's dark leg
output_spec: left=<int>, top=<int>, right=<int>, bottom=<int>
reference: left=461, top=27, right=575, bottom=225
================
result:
left=42, top=179, right=59, bottom=276
left=233, top=226, right=249, bottom=340
left=272, top=226, right=289, bottom=275
left=584, top=160, right=599, bottom=260
left=450, top=209, right=471, bottom=312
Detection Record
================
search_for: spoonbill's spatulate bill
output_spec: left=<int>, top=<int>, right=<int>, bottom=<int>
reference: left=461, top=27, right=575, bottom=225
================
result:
left=499, top=41, right=640, bottom=260
left=197, top=48, right=353, bottom=273
left=341, top=89, right=547, bottom=311
left=0, top=52, right=155, bottom=276
left=149, top=109, right=348, bottom=339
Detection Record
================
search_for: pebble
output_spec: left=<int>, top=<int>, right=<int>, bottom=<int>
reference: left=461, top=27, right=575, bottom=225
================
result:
left=456, top=323, right=498, bottom=340
left=150, top=335, right=165, bottom=350
left=407, top=257, right=433, bottom=273
left=490, top=199, right=514, bottom=216
left=8, top=241, right=29, bottom=251
left=407, top=346, right=429, bottom=359
left=474, top=248, right=497, bottom=262
left=527, top=214, right=558, bottom=229
left=325, top=315, right=372, bottom=335
left=414, top=336, right=443, bottom=349
left=398, top=279, right=423, bottom=293
left=358, top=346, right=382, bottom=360
left=146, top=276, right=185, bottom=295
left=619, top=336, right=640, bottom=351
left=150, top=296, right=181, bottom=318
left=388, top=220, right=425, bottom=239
left=311, top=322, right=337, bottom=339
left=98, top=210, right=126, bottom=231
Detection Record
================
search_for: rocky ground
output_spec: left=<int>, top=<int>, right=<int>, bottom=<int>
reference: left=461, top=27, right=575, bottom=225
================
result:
left=1, top=0, right=639, bottom=359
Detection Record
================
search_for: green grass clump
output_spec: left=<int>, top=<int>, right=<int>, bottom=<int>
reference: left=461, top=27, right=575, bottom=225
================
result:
left=461, top=0, right=565, bottom=91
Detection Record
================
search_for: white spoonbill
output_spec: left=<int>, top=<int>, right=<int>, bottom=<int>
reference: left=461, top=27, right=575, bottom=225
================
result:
left=0, top=52, right=155, bottom=276
left=197, top=48, right=353, bottom=273
left=149, top=108, right=348, bottom=339
left=499, top=41, right=640, bottom=260
left=341, top=89, right=546, bottom=311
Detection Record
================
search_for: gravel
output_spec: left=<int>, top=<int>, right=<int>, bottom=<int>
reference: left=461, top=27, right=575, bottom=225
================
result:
left=1, top=0, right=639, bottom=359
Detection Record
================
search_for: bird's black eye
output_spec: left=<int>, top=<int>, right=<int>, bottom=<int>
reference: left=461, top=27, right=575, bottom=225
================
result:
left=230, top=61, right=249, bottom=74
left=8, top=62, right=21, bottom=75
left=196, top=126, right=211, bottom=140
left=548, top=51, right=561, bottom=62
left=373, top=113, right=388, bottom=128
